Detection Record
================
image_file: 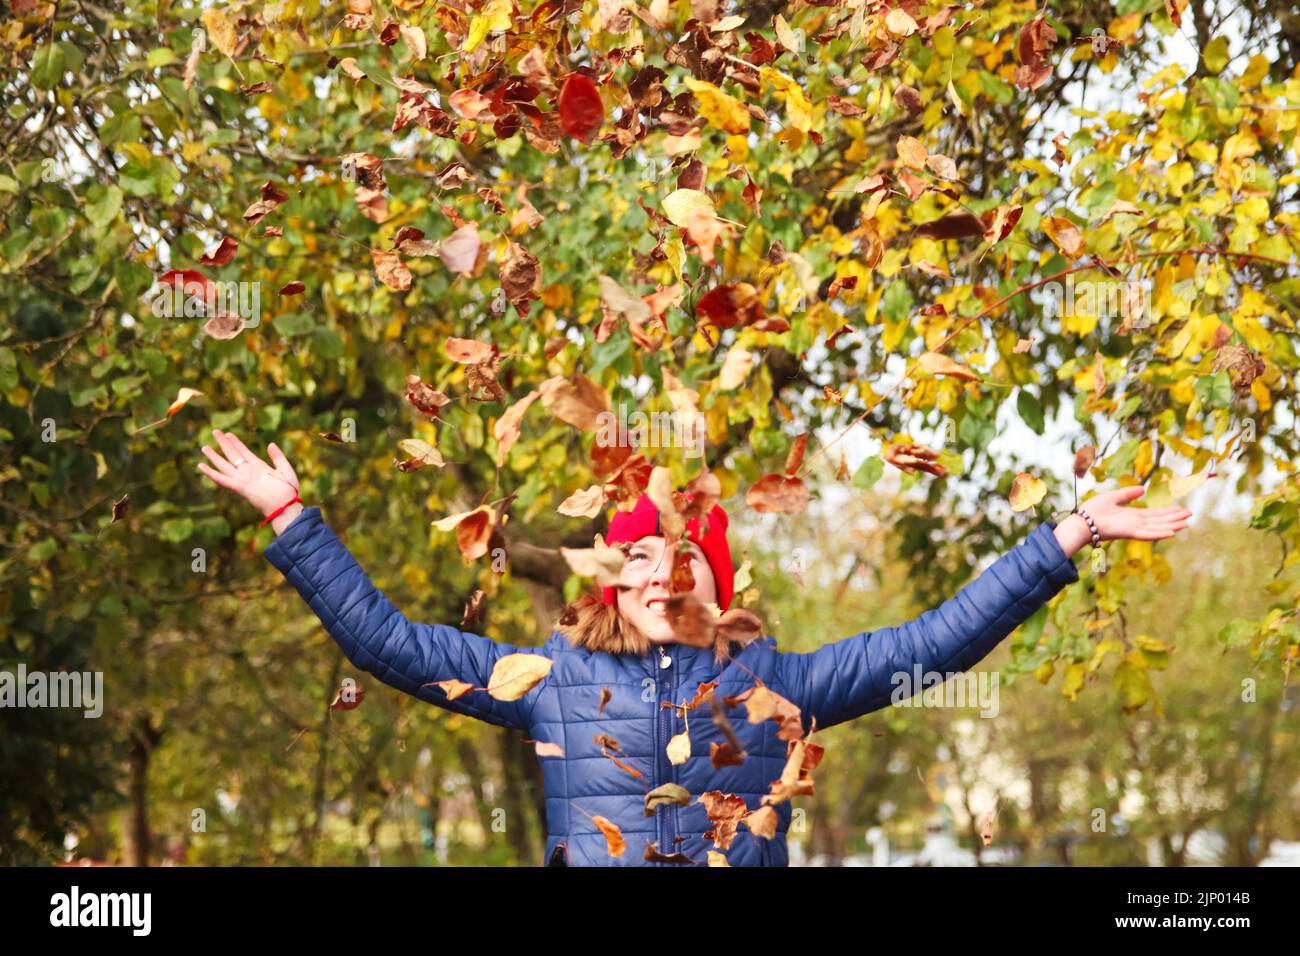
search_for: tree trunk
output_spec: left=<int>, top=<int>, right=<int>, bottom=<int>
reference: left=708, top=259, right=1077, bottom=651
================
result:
left=122, top=714, right=161, bottom=866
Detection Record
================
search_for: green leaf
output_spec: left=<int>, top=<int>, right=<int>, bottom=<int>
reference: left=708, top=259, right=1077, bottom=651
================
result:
left=1194, top=371, right=1233, bottom=409
left=160, top=517, right=194, bottom=543
left=851, top=455, right=883, bottom=490
left=1016, top=389, right=1044, bottom=434
left=85, top=185, right=124, bottom=230
left=31, top=44, right=65, bottom=90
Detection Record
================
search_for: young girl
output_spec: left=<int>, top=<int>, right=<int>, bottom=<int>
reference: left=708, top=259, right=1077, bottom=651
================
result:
left=197, top=428, right=1192, bottom=866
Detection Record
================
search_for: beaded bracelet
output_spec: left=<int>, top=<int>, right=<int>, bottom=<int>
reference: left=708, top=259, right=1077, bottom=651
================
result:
left=1071, top=505, right=1102, bottom=549
left=261, top=495, right=303, bottom=527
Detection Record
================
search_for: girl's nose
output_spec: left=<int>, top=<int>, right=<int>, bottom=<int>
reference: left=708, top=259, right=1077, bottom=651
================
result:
left=648, top=546, right=673, bottom=585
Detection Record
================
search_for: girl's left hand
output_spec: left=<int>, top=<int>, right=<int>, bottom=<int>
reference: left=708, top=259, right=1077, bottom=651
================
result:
left=1056, top=486, right=1192, bottom=555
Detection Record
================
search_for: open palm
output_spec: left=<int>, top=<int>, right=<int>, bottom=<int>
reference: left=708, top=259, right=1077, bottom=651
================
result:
left=196, top=429, right=301, bottom=518
left=1081, top=486, right=1192, bottom=542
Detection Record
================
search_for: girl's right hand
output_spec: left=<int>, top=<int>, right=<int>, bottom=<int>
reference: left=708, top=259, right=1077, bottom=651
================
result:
left=197, top=428, right=302, bottom=520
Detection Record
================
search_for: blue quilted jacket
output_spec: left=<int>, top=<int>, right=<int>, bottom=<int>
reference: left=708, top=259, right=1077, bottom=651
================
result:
left=263, top=506, right=1079, bottom=867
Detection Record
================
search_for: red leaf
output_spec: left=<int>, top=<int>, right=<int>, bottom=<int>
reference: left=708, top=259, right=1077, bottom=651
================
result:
left=558, top=73, right=604, bottom=144
left=198, top=236, right=239, bottom=266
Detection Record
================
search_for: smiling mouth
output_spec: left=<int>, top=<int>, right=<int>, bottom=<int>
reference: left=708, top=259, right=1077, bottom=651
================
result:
left=645, top=597, right=669, bottom=615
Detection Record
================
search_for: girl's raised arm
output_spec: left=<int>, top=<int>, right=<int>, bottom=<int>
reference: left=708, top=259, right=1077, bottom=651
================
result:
left=197, top=429, right=544, bottom=731
left=776, top=488, right=1192, bottom=733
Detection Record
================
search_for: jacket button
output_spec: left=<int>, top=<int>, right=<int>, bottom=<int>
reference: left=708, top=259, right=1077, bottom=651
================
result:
left=659, top=654, right=672, bottom=669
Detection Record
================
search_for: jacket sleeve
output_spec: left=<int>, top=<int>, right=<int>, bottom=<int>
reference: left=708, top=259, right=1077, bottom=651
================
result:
left=777, top=519, right=1079, bottom=733
left=262, top=505, right=544, bottom=731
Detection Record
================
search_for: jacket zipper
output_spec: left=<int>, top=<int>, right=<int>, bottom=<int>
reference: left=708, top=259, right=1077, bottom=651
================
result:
left=656, top=644, right=675, bottom=864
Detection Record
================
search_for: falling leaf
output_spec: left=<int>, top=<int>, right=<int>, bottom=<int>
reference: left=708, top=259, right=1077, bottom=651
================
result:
left=372, top=250, right=412, bottom=291
left=746, top=474, right=810, bottom=515
left=338, top=57, right=366, bottom=83
left=404, top=375, right=451, bottom=419
left=699, top=791, right=749, bottom=849
left=744, top=805, right=778, bottom=839
left=643, top=843, right=697, bottom=864
left=494, top=389, right=540, bottom=466
left=560, top=535, right=627, bottom=587
left=662, top=188, right=716, bottom=228
left=1043, top=216, right=1083, bottom=258
left=774, top=14, right=799, bottom=51
left=1014, top=16, right=1057, bottom=90
left=979, top=806, right=997, bottom=845
left=696, top=283, right=766, bottom=329
left=724, top=684, right=804, bottom=741
left=445, top=337, right=497, bottom=364
left=166, top=387, right=203, bottom=418
left=427, top=678, right=473, bottom=701
left=201, top=7, right=238, bottom=56
left=981, top=205, right=1023, bottom=244
left=436, top=222, right=482, bottom=275
left=1009, top=472, right=1047, bottom=512
left=884, top=8, right=918, bottom=37
left=1167, top=471, right=1209, bottom=498
left=558, top=73, right=604, bottom=143
left=761, top=738, right=824, bottom=806
left=400, top=24, right=426, bottom=59
left=198, top=236, right=238, bottom=266
left=395, top=438, right=444, bottom=471
left=883, top=442, right=947, bottom=477
left=683, top=78, right=751, bottom=134
left=915, top=212, right=985, bottom=240
left=277, top=281, right=305, bottom=296
left=917, top=351, right=980, bottom=382
left=556, top=484, right=605, bottom=519
left=896, top=135, right=928, bottom=170
left=592, top=815, right=626, bottom=858
left=666, top=728, right=691, bottom=765
left=330, top=683, right=365, bottom=711
left=538, top=373, right=609, bottom=431
left=486, top=653, right=554, bottom=701
left=717, top=345, right=754, bottom=391
left=645, top=783, right=692, bottom=815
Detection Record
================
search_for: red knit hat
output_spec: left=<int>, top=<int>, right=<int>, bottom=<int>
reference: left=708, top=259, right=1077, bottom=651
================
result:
left=600, top=492, right=734, bottom=611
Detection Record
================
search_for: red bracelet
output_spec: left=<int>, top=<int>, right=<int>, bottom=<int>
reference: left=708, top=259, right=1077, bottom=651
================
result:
left=261, top=495, right=303, bottom=527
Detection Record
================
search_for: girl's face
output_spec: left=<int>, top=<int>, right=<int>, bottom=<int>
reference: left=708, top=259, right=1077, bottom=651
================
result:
left=616, top=534, right=718, bottom=644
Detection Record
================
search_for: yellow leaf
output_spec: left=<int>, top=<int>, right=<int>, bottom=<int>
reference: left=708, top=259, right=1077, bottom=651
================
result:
left=896, top=135, right=928, bottom=170
left=1043, top=216, right=1083, bottom=258
left=1166, top=470, right=1208, bottom=498
left=166, top=387, right=204, bottom=418
left=917, top=351, right=979, bottom=381
left=462, top=15, right=490, bottom=52
left=1062, top=662, right=1086, bottom=701
left=884, top=8, right=918, bottom=37
left=486, top=653, right=554, bottom=702
left=1009, top=472, right=1046, bottom=512
left=684, top=78, right=751, bottom=134
left=666, top=729, right=691, bottom=765
left=201, top=8, right=238, bottom=57
left=759, top=66, right=813, bottom=132
left=662, top=188, right=715, bottom=227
